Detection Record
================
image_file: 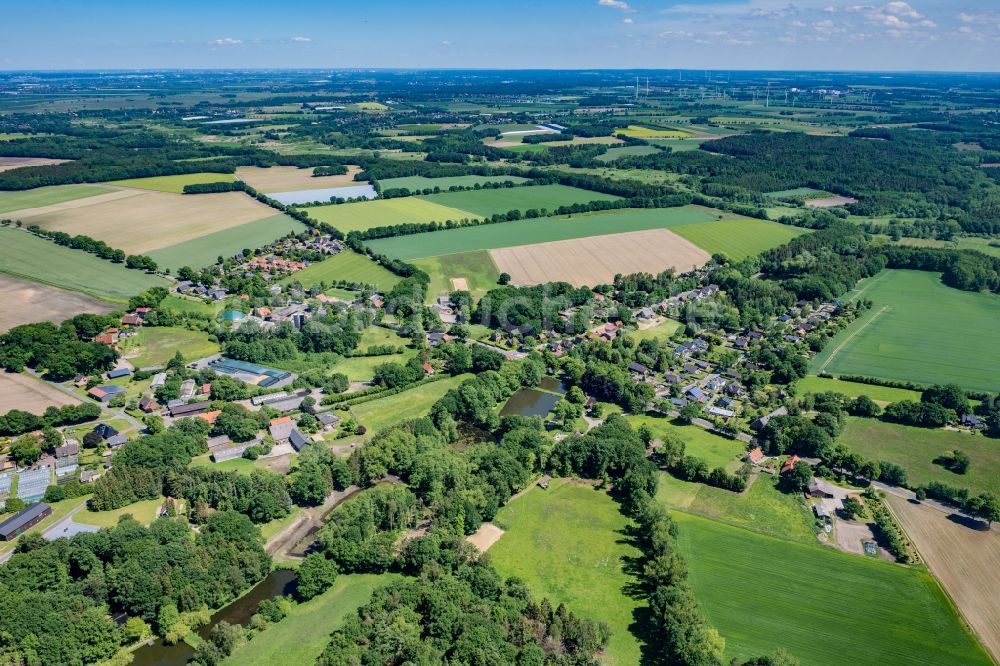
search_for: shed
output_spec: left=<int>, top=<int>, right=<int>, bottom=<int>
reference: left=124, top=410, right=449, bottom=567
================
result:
left=107, top=368, right=131, bottom=379
left=0, top=503, right=52, bottom=540
left=169, top=401, right=211, bottom=417
left=289, top=428, right=309, bottom=452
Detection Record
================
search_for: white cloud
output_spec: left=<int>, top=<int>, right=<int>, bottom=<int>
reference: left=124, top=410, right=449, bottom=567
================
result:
left=885, top=1, right=920, bottom=18
left=659, top=30, right=694, bottom=39
left=441, top=40, right=453, bottom=45
left=289, top=36, right=311, bottom=43
left=623, top=17, right=634, bottom=24
left=598, top=0, right=634, bottom=12
left=209, top=37, right=242, bottom=46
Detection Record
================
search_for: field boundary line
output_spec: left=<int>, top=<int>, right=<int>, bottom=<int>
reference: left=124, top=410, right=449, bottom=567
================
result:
left=818, top=305, right=889, bottom=373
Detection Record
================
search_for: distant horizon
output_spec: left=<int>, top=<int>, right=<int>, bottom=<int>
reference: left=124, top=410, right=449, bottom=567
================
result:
left=3, top=67, right=1000, bottom=75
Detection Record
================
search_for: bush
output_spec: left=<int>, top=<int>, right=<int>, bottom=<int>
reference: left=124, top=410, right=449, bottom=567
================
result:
left=296, top=553, right=339, bottom=601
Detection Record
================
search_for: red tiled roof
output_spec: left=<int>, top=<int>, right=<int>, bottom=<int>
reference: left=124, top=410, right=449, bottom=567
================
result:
left=270, top=415, right=292, bottom=426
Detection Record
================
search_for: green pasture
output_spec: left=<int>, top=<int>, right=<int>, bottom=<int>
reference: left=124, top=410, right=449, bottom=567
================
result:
left=838, top=417, right=1000, bottom=496
left=105, top=172, right=236, bottom=193
left=891, top=235, right=1000, bottom=259
left=626, top=318, right=682, bottom=343
left=300, top=197, right=480, bottom=234
left=764, top=187, right=826, bottom=199
left=417, top=184, right=619, bottom=218
left=349, top=373, right=473, bottom=433
left=75, top=498, right=164, bottom=528
left=795, top=375, right=921, bottom=405
left=616, top=125, right=691, bottom=138
left=0, top=185, right=110, bottom=214
left=490, top=480, right=643, bottom=666
left=366, top=206, right=717, bottom=260
left=809, top=270, right=1000, bottom=392
left=222, top=574, right=397, bottom=666
left=326, top=350, right=417, bottom=384
left=671, top=216, right=807, bottom=260
left=120, top=326, right=220, bottom=367
left=627, top=414, right=745, bottom=473
left=378, top=175, right=529, bottom=191
left=160, top=294, right=222, bottom=316
left=674, top=512, right=991, bottom=666
left=278, top=250, right=401, bottom=290
left=148, top=213, right=306, bottom=271
left=595, top=145, right=661, bottom=162
left=411, top=250, right=501, bottom=301
left=0, top=226, right=169, bottom=302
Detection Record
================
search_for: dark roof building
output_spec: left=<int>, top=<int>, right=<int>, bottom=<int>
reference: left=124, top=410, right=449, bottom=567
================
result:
left=93, top=424, right=119, bottom=440
left=289, top=428, right=309, bottom=452
left=0, top=502, right=52, bottom=541
left=107, top=368, right=131, bottom=379
left=169, top=401, right=212, bottom=417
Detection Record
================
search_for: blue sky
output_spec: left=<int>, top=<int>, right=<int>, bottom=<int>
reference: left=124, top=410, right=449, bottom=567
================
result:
left=2, top=0, right=998, bottom=71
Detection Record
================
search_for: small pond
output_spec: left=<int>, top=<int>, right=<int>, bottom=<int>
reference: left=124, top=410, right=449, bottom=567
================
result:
left=499, top=378, right=565, bottom=418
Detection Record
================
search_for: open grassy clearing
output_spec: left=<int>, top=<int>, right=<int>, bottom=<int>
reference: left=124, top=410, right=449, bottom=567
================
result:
left=887, top=494, right=1000, bottom=662
left=235, top=165, right=362, bottom=193
left=21, top=190, right=280, bottom=255
left=795, top=375, right=921, bottom=404
left=416, top=184, right=620, bottom=218
left=837, top=417, right=1000, bottom=496
left=0, top=226, right=169, bottom=302
left=366, top=206, right=717, bottom=260
left=626, top=318, right=682, bottom=343
left=595, top=145, right=661, bottom=162
left=887, top=235, right=1000, bottom=259
left=121, top=326, right=220, bottom=368
left=0, top=184, right=110, bottom=214
left=300, top=197, right=480, bottom=234
left=410, top=250, right=501, bottom=300
left=75, top=498, right=163, bottom=528
left=0, top=371, right=82, bottom=414
left=671, top=216, right=808, bottom=260
left=809, top=270, right=1000, bottom=392
left=278, top=250, right=401, bottom=290
left=160, top=294, right=222, bottom=316
left=764, top=187, right=826, bottom=199
left=350, top=374, right=473, bottom=433
left=490, top=227, right=709, bottom=287
left=326, top=349, right=419, bottom=384
left=378, top=174, right=529, bottom=191
left=627, top=414, right=745, bottom=472
left=105, top=172, right=235, bottom=193
left=659, top=472, right=817, bottom=545
left=222, top=574, right=399, bottom=666
left=0, top=274, right=114, bottom=332
left=616, top=124, right=691, bottom=138
left=490, top=480, right=643, bottom=666
left=675, top=511, right=990, bottom=666
left=147, top=213, right=306, bottom=271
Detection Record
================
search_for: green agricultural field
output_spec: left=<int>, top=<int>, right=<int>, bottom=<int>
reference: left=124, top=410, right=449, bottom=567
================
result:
left=838, top=417, right=1000, bottom=496
left=627, top=414, right=745, bottom=472
left=764, top=187, right=826, bottom=199
left=809, top=270, right=1000, bottom=392
left=411, top=250, right=501, bottom=300
left=148, top=213, right=306, bottom=270
left=674, top=512, right=991, bottom=666
left=595, top=145, right=661, bottom=162
left=671, top=216, right=807, bottom=260
left=121, top=326, right=220, bottom=367
left=349, top=374, right=472, bottom=433
left=105, top=172, right=236, bottom=193
left=326, top=349, right=418, bottom=384
left=616, top=124, right=691, bottom=138
left=417, top=184, right=620, bottom=218
left=300, top=197, right=479, bottom=234
left=278, top=250, right=401, bottom=290
left=0, top=227, right=170, bottom=302
left=367, top=206, right=717, bottom=260
left=659, top=473, right=816, bottom=545
left=490, top=480, right=643, bottom=666
left=891, top=235, right=1000, bottom=259
left=0, top=184, right=110, bottom=214
left=654, top=138, right=711, bottom=151
left=378, top=175, right=530, bottom=191
left=75, top=498, right=163, bottom=528
left=222, top=574, right=398, bottom=666
left=795, top=375, right=921, bottom=404
left=357, top=325, right=410, bottom=350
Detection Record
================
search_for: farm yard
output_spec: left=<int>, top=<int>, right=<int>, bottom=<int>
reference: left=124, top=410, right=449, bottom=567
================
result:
left=0, top=184, right=110, bottom=214
left=886, top=494, right=1000, bottom=662
left=490, top=228, right=709, bottom=287
left=278, top=250, right=401, bottom=290
left=489, top=480, right=643, bottom=666
left=670, top=215, right=807, bottom=260
left=235, top=165, right=363, bottom=192
left=415, top=183, right=620, bottom=217
left=673, top=512, right=992, bottom=666
left=105, top=172, right=236, bottom=193
left=837, top=417, right=1000, bottom=496
left=0, top=274, right=114, bottom=332
left=366, top=206, right=719, bottom=260
left=0, top=371, right=82, bottom=414
left=0, top=226, right=170, bottom=302
left=809, top=270, right=1000, bottom=392
left=17, top=189, right=286, bottom=256
left=300, top=197, right=479, bottom=234
left=120, top=326, right=220, bottom=368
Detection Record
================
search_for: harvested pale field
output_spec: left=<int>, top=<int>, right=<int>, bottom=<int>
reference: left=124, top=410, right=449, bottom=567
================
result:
left=0, top=371, right=81, bottom=414
left=235, top=165, right=363, bottom=193
left=489, top=228, right=710, bottom=287
left=0, top=156, right=71, bottom=173
left=805, top=195, right=858, bottom=207
left=466, top=523, right=505, bottom=553
left=0, top=275, right=114, bottom=332
left=23, top=190, right=279, bottom=255
left=12, top=188, right=144, bottom=217
left=887, top=493, right=1000, bottom=662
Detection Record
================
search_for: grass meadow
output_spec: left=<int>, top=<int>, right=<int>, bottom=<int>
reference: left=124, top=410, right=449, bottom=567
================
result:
left=416, top=184, right=620, bottom=218
left=674, top=512, right=992, bottom=666
left=349, top=374, right=473, bottom=433
left=809, top=270, right=1000, bottom=392
left=411, top=250, right=501, bottom=300
left=74, top=498, right=163, bottom=528
left=148, top=213, right=306, bottom=271
left=366, top=206, right=717, bottom=260
left=837, top=417, right=1000, bottom=496
left=490, top=480, right=643, bottom=666
left=0, top=185, right=110, bottom=214
left=0, top=227, right=169, bottom=302
left=121, top=326, right=220, bottom=367
left=795, top=375, right=921, bottom=404
left=626, top=318, right=682, bottom=343
left=615, top=125, right=691, bottom=138
left=595, top=145, right=661, bottom=162
left=300, top=197, right=479, bottom=234
left=378, top=175, right=529, bottom=191
left=626, top=414, right=745, bottom=472
left=106, top=172, right=236, bottom=193
left=671, top=216, right=807, bottom=260
left=279, top=250, right=401, bottom=290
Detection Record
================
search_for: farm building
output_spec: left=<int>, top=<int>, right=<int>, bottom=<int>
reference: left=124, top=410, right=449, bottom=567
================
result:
left=207, top=434, right=231, bottom=450
left=289, top=428, right=309, bottom=452
left=780, top=455, right=801, bottom=474
left=746, top=447, right=765, bottom=465
left=88, top=385, right=125, bottom=402
left=150, top=372, right=167, bottom=389
left=107, top=367, right=131, bottom=379
left=316, top=411, right=340, bottom=428
left=169, top=401, right=211, bottom=417
left=208, top=357, right=293, bottom=388
left=212, top=441, right=256, bottom=463
left=16, top=468, right=51, bottom=500
left=0, top=502, right=52, bottom=540
left=269, top=417, right=295, bottom=443
left=750, top=406, right=788, bottom=432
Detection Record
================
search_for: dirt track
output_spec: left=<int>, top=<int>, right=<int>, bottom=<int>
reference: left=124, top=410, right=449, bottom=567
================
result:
left=887, top=494, right=1000, bottom=662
